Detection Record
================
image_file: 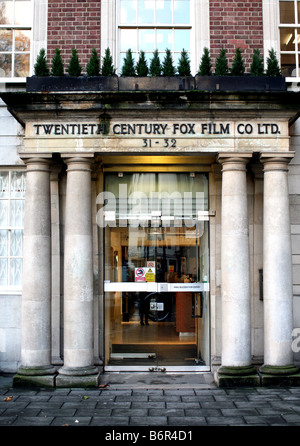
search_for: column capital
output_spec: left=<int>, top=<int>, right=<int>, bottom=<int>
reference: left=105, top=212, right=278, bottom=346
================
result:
left=217, top=153, right=252, bottom=172
left=21, top=155, right=52, bottom=172
left=260, top=152, right=295, bottom=172
left=61, top=155, right=94, bottom=173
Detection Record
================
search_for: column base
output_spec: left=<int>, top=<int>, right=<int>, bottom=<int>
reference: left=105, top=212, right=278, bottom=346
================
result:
left=56, top=374, right=100, bottom=388
left=16, top=365, right=57, bottom=376
left=259, top=364, right=300, bottom=386
left=13, top=374, right=56, bottom=388
left=215, top=365, right=260, bottom=387
left=56, top=365, right=100, bottom=388
left=13, top=365, right=57, bottom=388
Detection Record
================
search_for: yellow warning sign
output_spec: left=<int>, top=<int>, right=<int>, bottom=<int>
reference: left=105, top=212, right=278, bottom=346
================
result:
left=146, top=268, right=155, bottom=282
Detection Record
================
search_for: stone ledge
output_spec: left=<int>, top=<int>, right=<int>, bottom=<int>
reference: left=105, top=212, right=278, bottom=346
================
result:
left=26, top=75, right=286, bottom=93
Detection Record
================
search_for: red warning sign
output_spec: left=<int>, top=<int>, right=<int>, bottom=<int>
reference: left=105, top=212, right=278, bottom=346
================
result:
left=135, top=268, right=146, bottom=282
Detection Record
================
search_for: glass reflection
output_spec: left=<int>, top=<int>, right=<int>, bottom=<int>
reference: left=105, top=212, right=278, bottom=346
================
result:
left=104, top=172, right=210, bottom=369
left=0, top=201, right=8, bottom=228
left=156, top=28, right=172, bottom=50
left=139, top=29, right=155, bottom=51
left=0, top=230, right=8, bottom=257
left=10, top=258, right=22, bottom=286
left=280, top=1, right=295, bottom=23
left=120, top=29, right=137, bottom=51
left=10, top=199, right=24, bottom=227
left=15, top=29, right=30, bottom=51
left=138, top=0, right=154, bottom=24
left=120, top=0, right=136, bottom=23
left=0, top=1, right=13, bottom=24
left=174, top=0, right=190, bottom=24
left=0, top=29, right=12, bottom=51
left=0, top=172, right=9, bottom=198
left=280, top=27, right=295, bottom=51
left=11, top=171, right=26, bottom=198
left=0, top=259, right=8, bottom=286
left=0, top=54, right=11, bottom=77
left=15, top=0, right=31, bottom=26
left=281, top=52, right=296, bottom=76
left=174, top=29, right=190, bottom=51
left=14, top=53, right=29, bottom=77
left=156, top=0, right=172, bottom=24
left=10, top=230, right=22, bottom=257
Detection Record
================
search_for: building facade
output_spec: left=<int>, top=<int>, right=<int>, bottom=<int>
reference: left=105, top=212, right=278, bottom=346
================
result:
left=1, top=0, right=300, bottom=387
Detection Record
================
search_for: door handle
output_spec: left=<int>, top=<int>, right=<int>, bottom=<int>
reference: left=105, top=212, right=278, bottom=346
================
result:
left=192, top=293, right=203, bottom=318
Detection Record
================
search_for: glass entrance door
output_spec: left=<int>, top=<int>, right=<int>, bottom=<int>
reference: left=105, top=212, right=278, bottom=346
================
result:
left=102, top=172, right=210, bottom=371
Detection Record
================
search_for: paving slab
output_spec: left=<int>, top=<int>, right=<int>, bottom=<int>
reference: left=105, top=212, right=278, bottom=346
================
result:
left=1, top=372, right=300, bottom=430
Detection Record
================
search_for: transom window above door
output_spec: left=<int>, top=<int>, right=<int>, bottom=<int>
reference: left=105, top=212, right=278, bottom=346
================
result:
left=118, top=0, right=191, bottom=71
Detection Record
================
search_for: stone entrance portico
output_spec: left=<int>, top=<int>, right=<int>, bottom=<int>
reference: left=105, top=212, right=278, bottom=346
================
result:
left=2, top=89, right=300, bottom=387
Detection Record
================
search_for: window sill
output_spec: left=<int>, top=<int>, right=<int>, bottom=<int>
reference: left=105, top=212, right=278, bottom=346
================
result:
left=285, top=77, right=300, bottom=83
left=0, top=289, right=22, bottom=296
left=0, top=78, right=27, bottom=84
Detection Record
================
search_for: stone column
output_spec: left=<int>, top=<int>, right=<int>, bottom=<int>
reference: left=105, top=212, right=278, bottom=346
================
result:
left=57, top=156, right=99, bottom=387
left=260, top=153, right=299, bottom=383
left=14, top=157, right=56, bottom=387
left=217, top=154, right=258, bottom=386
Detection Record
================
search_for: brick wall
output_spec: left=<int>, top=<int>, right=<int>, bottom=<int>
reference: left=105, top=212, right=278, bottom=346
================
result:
left=47, top=0, right=264, bottom=74
left=47, top=0, right=101, bottom=71
left=209, top=0, right=264, bottom=72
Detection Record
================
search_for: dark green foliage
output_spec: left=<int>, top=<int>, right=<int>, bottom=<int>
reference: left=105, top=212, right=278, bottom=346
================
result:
left=121, top=49, right=136, bottom=76
left=198, top=47, right=212, bottom=76
left=162, top=49, right=176, bottom=76
left=230, top=47, right=245, bottom=75
left=177, top=49, right=191, bottom=76
left=149, top=50, right=162, bottom=76
left=34, top=48, right=50, bottom=76
left=67, top=49, right=82, bottom=76
left=136, top=51, right=149, bottom=76
left=86, top=48, right=100, bottom=76
left=250, top=49, right=264, bottom=76
left=215, top=48, right=229, bottom=75
left=51, top=48, right=64, bottom=76
left=266, top=48, right=281, bottom=76
left=101, top=48, right=116, bottom=76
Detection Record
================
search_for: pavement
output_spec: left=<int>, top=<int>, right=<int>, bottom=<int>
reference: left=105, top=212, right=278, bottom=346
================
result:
left=1, top=371, right=300, bottom=435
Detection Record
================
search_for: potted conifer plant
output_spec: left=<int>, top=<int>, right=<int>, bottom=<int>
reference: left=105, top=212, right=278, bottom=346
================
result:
left=33, top=48, right=50, bottom=77
left=195, top=47, right=285, bottom=91
left=27, top=47, right=118, bottom=91
left=119, top=48, right=194, bottom=91
left=136, top=51, right=149, bottom=77
left=162, top=49, right=176, bottom=76
left=101, top=48, right=116, bottom=76
left=27, top=45, right=285, bottom=93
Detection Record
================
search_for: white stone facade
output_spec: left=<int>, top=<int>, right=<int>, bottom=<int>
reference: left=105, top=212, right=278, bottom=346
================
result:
left=0, top=87, right=299, bottom=388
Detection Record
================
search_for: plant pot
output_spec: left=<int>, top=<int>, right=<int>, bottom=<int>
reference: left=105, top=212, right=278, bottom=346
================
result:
left=118, top=76, right=195, bottom=91
left=26, top=75, right=119, bottom=92
left=195, top=75, right=286, bottom=92
left=26, top=74, right=286, bottom=93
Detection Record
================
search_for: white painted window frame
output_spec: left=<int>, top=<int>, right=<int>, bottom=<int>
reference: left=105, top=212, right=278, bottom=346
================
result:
left=0, top=168, right=26, bottom=294
left=0, top=0, right=48, bottom=84
left=101, top=0, right=210, bottom=75
left=263, top=0, right=300, bottom=83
